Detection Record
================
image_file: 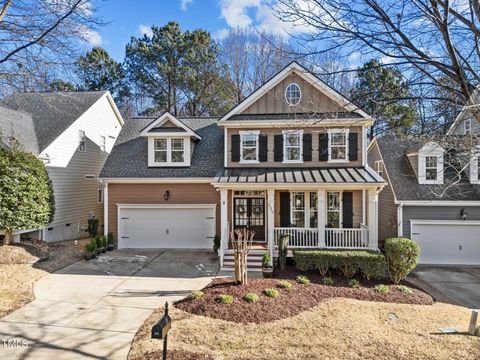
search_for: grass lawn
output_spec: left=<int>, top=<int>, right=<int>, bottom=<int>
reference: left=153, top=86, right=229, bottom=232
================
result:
left=130, top=298, right=479, bottom=360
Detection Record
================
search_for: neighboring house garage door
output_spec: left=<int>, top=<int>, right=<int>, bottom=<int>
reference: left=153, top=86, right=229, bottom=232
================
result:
left=410, top=220, right=480, bottom=265
left=118, top=205, right=216, bottom=249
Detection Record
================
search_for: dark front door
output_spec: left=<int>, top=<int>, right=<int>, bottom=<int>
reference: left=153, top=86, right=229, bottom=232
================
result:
left=233, top=197, right=265, bottom=242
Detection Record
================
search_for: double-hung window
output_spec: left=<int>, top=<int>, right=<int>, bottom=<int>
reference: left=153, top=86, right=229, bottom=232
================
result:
left=425, top=156, right=438, bottom=181
left=328, top=129, right=348, bottom=162
left=326, top=192, right=341, bottom=228
left=78, top=130, right=86, bottom=152
left=154, top=138, right=168, bottom=163
left=290, top=192, right=318, bottom=228
left=464, top=119, right=472, bottom=135
left=240, top=131, right=259, bottom=163
left=171, top=138, right=185, bottom=163
left=291, top=192, right=305, bottom=227
left=283, top=130, right=303, bottom=162
left=375, top=160, right=383, bottom=178
left=152, top=138, right=186, bottom=165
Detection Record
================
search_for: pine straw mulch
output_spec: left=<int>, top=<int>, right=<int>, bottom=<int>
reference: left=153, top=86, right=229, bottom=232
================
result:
left=129, top=350, right=213, bottom=360
left=176, top=271, right=433, bottom=324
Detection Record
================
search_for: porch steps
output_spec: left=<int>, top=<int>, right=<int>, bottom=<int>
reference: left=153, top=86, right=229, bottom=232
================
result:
left=220, top=249, right=267, bottom=272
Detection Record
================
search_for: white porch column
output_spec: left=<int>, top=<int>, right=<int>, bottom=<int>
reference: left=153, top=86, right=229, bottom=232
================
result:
left=219, top=188, right=228, bottom=266
left=104, top=182, right=108, bottom=236
left=267, top=188, right=275, bottom=265
left=367, top=188, right=379, bottom=250
left=317, top=189, right=326, bottom=248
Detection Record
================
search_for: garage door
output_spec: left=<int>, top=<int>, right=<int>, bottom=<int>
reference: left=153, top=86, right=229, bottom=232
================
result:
left=118, top=205, right=216, bottom=249
left=411, top=220, right=480, bottom=265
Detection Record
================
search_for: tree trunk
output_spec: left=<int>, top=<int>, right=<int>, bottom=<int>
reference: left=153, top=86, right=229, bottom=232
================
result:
left=3, top=229, right=13, bottom=245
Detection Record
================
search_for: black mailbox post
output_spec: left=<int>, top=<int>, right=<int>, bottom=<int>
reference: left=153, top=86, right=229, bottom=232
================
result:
left=152, top=302, right=172, bottom=360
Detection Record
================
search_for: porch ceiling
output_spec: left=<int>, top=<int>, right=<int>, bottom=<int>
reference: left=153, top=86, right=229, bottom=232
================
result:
left=214, top=167, right=384, bottom=184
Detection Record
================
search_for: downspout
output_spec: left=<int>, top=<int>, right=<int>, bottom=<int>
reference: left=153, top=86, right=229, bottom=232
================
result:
left=397, top=203, right=403, bottom=237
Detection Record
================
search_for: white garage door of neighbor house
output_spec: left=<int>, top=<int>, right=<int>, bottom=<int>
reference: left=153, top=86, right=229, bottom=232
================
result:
left=411, top=220, right=480, bottom=265
left=118, top=205, right=216, bottom=249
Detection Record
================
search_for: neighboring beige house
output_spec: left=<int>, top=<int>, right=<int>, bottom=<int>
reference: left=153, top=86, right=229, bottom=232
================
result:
left=100, top=62, right=385, bottom=270
left=0, top=91, right=124, bottom=242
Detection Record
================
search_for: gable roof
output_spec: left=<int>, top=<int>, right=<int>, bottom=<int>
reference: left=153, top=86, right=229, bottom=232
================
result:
left=139, top=112, right=201, bottom=139
left=218, top=61, right=371, bottom=123
left=100, top=117, right=222, bottom=179
left=1, top=91, right=108, bottom=151
left=0, top=105, right=39, bottom=154
left=446, top=87, right=480, bottom=135
left=374, top=137, right=480, bottom=201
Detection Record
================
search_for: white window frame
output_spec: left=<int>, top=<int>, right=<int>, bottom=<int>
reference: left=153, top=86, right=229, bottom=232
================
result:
left=464, top=118, right=472, bottom=135
left=326, top=191, right=343, bottom=229
left=239, top=130, right=260, bottom=164
left=97, top=183, right=104, bottom=204
left=290, top=191, right=318, bottom=229
left=470, top=150, right=480, bottom=184
left=418, top=143, right=444, bottom=184
left=328, top=128, right=349, bottom=163
left=100, top=135, right=106, bottom=152
left=79, top=130, right=86, bottom=152
left=283, top=130, right=303, bottom=163
left=148, top=136, right=190, bottom=167
left=285, top=82, right=302, bottom=106
left=375, top=160, right=383, bottom=178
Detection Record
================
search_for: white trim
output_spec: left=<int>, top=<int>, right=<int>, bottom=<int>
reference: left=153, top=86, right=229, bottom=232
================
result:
left=116, top=203, right=217, bottom=209
left=470, top=152, right=480, bottom=184
left=102, top=178, right=213, bottom=184
left=217, top=119, right=374, bottom=127
left=397, top=203, right=403, bottom=237
left=212, top=183, right=382, bottom=190
left=140, top=112, right=201, bottom=139
left=282, top=130, right=304, bottom=163
left=285, top=82, right=302, bottom=106
left=104, top=183, right=108, bottom=236
left=326, top=191, right=343, bottom=228
left=397, top=200, right=480, bottom=206
left=367, top=138, right=398, bottom=202
left=224, top=127, right=228, bottom=168
left=148, top=136, right=191, bottom=167
left=418, top=142, right=444, bottom=185
left=328, top=128, right=349, bottom=163
left=362, top=126, right=368, bottom=166
left=218, top=62, right=371, bottom=122
left=410, top=219, right=480, bottom=227
left=446, top=87, right=479, bottom=135
left=239, top=130, right=260, bottom=164
left=374, top=160, right=384, bottom=178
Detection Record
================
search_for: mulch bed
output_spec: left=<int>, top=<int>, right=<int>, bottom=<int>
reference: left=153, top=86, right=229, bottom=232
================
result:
left=176, top=268, right=434, bottom=324
left=130, top=350, right=213, bottom=360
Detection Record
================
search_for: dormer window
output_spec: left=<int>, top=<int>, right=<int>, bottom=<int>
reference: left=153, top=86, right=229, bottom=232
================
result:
left=464, top=119, right=472, bottom=135
left=418, top=142, right=444, bottom=184
left=152, top=137, right=187, bottom=166
left=283, top=130, right=303, bottom=162
left=328, top=129, right=349, bottom=162
left=425, top=156, right=438, bottom=181
left=285, top=83, right=301, bottom=106
left=240, top=131, right=259, bottom=163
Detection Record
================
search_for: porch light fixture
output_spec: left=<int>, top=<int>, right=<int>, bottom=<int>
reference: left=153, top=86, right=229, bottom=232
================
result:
left=164, top=190, right=170, bottom=201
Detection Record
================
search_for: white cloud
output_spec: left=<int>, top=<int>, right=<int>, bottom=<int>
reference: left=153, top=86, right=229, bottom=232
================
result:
left=348, top=51, right=361, bottom=62
left=180, top=0, right=193, bottom=11
left=82, top=28, right=102, bottom=46
left=220, top=0, right=260, bottom=28
left=214, top=28, right=230, bottom=40
left=138, top=24, right=153, bottom=37
left=380, top=55, right=395, bottom=65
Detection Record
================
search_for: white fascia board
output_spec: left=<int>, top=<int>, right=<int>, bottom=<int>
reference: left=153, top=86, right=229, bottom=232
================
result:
left=101, top=177, right=213, bottom=184
left=218, top=62, right=372, bottom=122
left=397, top=200, right=480, bottom=206
left=217, top=119, right=374, bottom=128
left=140, top=112, right=201, bottom=139
left=367, top=139, right=398, bottom=202
left=105, top=92, right=125, bottom=126
left=410, top=219, right=480, bottom=225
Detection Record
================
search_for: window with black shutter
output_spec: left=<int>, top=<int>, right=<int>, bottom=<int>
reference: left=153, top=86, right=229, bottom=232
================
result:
left=348, top=133, right=358, bottom=161
left=231, top=134, right=240, bottom=162
left=303, top=133, right=312, bottom=161
left=274, top=134, right=283, bottom=162
left=319, top=133, right=329, bottom=161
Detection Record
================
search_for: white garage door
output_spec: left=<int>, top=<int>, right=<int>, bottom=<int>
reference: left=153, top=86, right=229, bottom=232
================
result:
left=118, top=205, right=216, bottom=249
left=411, top=220, right=480, bottom=265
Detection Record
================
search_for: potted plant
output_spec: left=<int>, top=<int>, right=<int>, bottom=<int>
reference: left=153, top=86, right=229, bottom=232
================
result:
left=262, top=253, right=274, bottom=278
left=89, top=238, right=98, bottom=258
left=95, top=235, right=105, bottom=253
left=106, top=232, right=115, bottom=251
left=278, top=234, right=289, bottom=270
left=84, top=243, right=94, bottom=261
left=213, top=234, right=220, bottom=253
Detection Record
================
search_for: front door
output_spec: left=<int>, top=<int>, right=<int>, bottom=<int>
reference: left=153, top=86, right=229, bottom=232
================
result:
left=233, top=197, right=265, bottom=242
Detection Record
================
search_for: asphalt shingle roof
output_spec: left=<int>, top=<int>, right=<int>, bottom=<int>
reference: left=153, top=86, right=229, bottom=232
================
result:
left=1, top=91, right=106, bottom=151
left=100, top=117, right=223, bottom=178
left=0, top=105, right=39, bottom=154
left=377, top=137, right=480, bottom=201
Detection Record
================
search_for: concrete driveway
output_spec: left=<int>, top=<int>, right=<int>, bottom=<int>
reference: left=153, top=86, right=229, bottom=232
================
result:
left=0, top=249, right=219, bottom=360
left=409, top=265, right=480, bottom=309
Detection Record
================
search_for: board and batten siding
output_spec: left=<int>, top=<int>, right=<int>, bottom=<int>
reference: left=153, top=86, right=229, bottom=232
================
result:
left=367, top=141, right=398, bottom=245
left=107, top=183, right=220, bottom=243
left=40, top=94, right=122, bottom=241
left=402, top=206, right=480, bottom=238
left=226, top=126, right=363, bottom=168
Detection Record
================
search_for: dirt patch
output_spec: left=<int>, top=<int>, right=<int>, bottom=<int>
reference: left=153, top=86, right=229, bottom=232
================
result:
left=130, top=350, right=213, bottom=360
left=0, top=239, right=48, bottom=264
left=176, top=274, right=433, bottom=324
left=34, top=238, right=90, bottom=272
left=130, top=299, right=479, bottom=360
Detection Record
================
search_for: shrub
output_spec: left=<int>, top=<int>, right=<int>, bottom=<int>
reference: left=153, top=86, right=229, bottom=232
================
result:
left=89, top=238, right=97, bottom=252
left=277, top=280, right=293, bottom=289
left=88, top=218, right=99, bottom=237
left=296, top=275, right=310, bottom=285
left=264, top=288, right=280, bottom=299
left=262, top=253, right=272, bottom=268
left=95, top=235, right=103, bottom=249
left=191, top=290, right=204, bottom=300
left=349, top=279, right=361, bottom=288
left=293, top=250, right=386, bottom=280
left=217, top=294, right=234, bottom=304
left=243, top=293, right=260, bottom=303
left=322, top=277, right=334, bottom=286
left=475, top=326, right=480, bottom=337
left=375, top=284, right=390, bottom=294
left=107, top=232, right=114, bottom=245
left=278, top=234, right=289, bottom=270
left=384, top=238, right=420, bottom=284
left=84, top=242, right=95, bottom=254
left=397, top=285, right=412, bottom=294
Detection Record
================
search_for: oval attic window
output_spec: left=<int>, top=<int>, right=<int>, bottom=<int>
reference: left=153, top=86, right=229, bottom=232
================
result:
left=285, top=83, right=302, bottom=106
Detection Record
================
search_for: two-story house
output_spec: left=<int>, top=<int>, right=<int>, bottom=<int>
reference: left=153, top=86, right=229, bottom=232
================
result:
left=0, top=91, right=124, bottom=242
left=100, top=62, right=385, bottom=269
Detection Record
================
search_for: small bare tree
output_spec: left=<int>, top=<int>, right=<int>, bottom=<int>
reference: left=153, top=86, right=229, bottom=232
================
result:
left=230, top=229, right=255, bottom=285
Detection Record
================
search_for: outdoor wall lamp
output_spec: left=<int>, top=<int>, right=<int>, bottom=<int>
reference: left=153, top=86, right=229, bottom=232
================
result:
left=460, top=208, right=467, bottom=220
left=164, top=190, right=170, bottom=201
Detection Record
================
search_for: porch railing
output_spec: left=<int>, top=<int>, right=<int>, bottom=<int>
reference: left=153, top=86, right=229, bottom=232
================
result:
left=274, top=227, right=369, bottom=249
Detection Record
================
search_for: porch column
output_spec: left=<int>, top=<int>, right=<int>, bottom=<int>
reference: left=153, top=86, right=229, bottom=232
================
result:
left=317, top=189, right=326, bottom=248
left=267, top=188, right=275, bottom=265
left=219, top=188, right=228, bottom=266
left=104, top=182, right=109, bottom=236
left=367, top=188, right=379, bottom=250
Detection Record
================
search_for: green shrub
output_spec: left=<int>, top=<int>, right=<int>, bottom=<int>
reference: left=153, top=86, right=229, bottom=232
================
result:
left=88, top=218, right=99, bottom=237
left=296, top=275, right=310, bottom=285
left=322, top=277, right=334, bottom=286
left=243, top=293, right=260, bottom=303
left=475, top=326, right=480, bottom=337
left=262, top=253, right=272, bottom=268
left=107, top=232, right=114, bottom=245
left=264, top=288, right=280, bottom=299
left=84, top=242, right=95, bottom=254
left=278, top=235, right=289, bottom=270
left=384, top=238, right=420, bottom=284
left=349, top=279, right=361, bottom=288
left=293, top=250, right=386, bottom=280
left=89, top=238, right=97, bottom=252
left=191, top=290, right=204, bottom=300
left=397, top=285, right=412, bottom=294
left=375, top=284, right=390, bottom=294
left=95, top=235, right=103, bottom=249
left=277, top=280, right=293, bottom=289
left=217, top=294, right=234, bottom=304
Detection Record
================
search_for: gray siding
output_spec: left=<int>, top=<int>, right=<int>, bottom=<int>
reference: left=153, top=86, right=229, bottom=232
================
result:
left=402, top=205, right=480, bottom=238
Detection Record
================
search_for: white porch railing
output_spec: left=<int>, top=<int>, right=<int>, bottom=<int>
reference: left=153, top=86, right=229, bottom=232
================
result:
left=274, top=227, right=369, bottom=249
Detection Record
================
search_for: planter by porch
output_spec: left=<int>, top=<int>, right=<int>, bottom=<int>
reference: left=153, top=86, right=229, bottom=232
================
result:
left=84, top=252, right=93, bottom=261
left=107, top=244, right=115, bottom=251
left=262, top=267, right=274, bottom=278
